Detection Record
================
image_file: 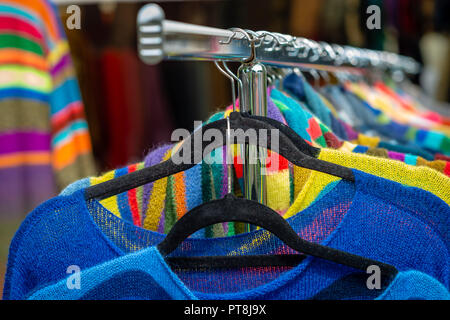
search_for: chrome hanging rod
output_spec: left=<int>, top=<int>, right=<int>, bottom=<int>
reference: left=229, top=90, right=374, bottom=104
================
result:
left=137, top=4, right=420, bottom=75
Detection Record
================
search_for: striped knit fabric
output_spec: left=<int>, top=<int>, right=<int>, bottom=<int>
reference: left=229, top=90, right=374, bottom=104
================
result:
left=0, top=0, right=95, bottom=218
left=270, top=89, right=450, bottom=176
left=61, top=89, right=450, bottom=239
left=374, top=81, right=450, bottom=135
left=283, top=73, right=450, bottom=160
left=345, top=82, right=450, bottom=156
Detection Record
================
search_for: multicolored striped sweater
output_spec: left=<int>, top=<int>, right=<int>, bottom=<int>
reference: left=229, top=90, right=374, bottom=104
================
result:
left=283, top=73, right=450, bottom=159
left=0, top=0, right=95, bottom=218
left=344, top=81, right=450, bottom=156
left=61, top=87, right=450, bottom=238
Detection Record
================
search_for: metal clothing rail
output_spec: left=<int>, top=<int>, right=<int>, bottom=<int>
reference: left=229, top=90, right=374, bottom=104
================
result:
left=137, top=4, right=420, bottom=75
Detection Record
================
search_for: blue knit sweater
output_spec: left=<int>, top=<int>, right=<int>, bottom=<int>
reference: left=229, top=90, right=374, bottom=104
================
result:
left=3, top=169, right=449, bottom=300
left=26, top=246, right=449, bottom=300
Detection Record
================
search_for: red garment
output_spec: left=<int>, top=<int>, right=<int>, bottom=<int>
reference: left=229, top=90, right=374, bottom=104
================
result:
left=435, top=154, right=450, bottom=162
left=121, top=50, right=145, bottom=161
left=139, top=63, right=174, bottom=148
left=101, top=49, right=130, bottom=168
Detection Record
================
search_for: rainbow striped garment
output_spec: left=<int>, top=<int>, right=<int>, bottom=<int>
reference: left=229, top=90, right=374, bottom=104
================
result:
left=61, top=89, right=450, bottom=238
left=0, top=0, right=95, bottom=218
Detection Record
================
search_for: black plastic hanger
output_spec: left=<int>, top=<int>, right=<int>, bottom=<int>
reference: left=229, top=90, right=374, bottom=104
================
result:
left=83, top=111, right=395, bottom=277
left=160, top=193, right=398, bottom=280
left=85, top=112, right=353, bottom=200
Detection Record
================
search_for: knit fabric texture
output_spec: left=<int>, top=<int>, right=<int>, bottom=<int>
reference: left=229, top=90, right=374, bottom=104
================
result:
left=4, top=169, right=449, bottom=299
left=59, top=88, right=450, bottom=237
left=281, top=74, right=450, bottom=169
left=26, top=247, right=449, bottom=300
left=375, top=270, right=450, bottom=300
left=345, top=81, right=450, bottom=156
left=0, top=0, right=95, bottom=218
left=287, top=148, right=450, bottom=218
left=271, top=84, right=450, bottom=175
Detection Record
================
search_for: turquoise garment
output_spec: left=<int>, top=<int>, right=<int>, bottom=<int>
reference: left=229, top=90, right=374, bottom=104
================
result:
left=270, top=88, right=312, bottom=142
left=60, top=178, right=90, bottom=196
left=375, top=271, right=450, bottom=300
left=284, top=74, right=333, bottom=128
left=27, top=246, right=196, bottom=300
left=27, top=245, right=449, bottom=300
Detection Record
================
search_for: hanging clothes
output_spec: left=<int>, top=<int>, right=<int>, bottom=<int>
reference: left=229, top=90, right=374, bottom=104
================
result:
left=3, top=167, right=449, bottom=299
left=24, top=251, right=450, bottom=300
left=57, top=89, right=450, bottom=238
left=0, top=0, right=96, bottom=219
left=2, top=2, right=449, bottom=301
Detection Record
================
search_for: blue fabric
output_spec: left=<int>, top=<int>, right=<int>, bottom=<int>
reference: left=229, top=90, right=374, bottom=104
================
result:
left=375, top=271, right=450, bottom=300
left=377, top=141, right=434, bottom=161
left=26, top=247, right=196, bottom=300
left=352, top=145, right=370, bottom=154
left=338, top=87, right=438, bottom=155
left=49, top=79, right=83, bottom=114
left=282, top=77, right=437, bottom=161
left=341, top=88, right=378, bottom=131
left=270, top=88, right=311, bottom=142
left=60, top=178, right=90, bottom=196
left=283, top=74, right=333, bottom=128
left=4, top=169, right=449, bottom=300
left=321, top=86, right=361, bottom=128
left=329, top=113, right=349, bottom=140
left=26, top=246, right=449, bottom=300
left=283, top=73, right=306, bottom=99
left=0, top=88, right=49, bottom=103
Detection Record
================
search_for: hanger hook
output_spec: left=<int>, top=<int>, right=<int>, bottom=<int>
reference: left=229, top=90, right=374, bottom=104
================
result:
left=213, top=60, right=236, bottom=194
left=255, top=30, right=274, bottom=47
left=295, top=38, right=312, bottom=59
left=245, top=29, right=264, bottom=48
left=273, top=32, right=290, bottom=49
left=307, top=40, right=322, bottom=62
left=262, top=31, right=281, bottom=52
left=320, top=41, right=336, bottom=62
left=229, top=27, right=256, bottom=64
left=331, top=44, right=345, bottom=66
left=214, top=60, right=237, bottom=112
left=285, top=35, right=300, bottom=57
left=219, top=30, right=239, bottom=45
left=222, top=61, right=243, bottom=109
left=309, top=69, right=320, bottom=88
